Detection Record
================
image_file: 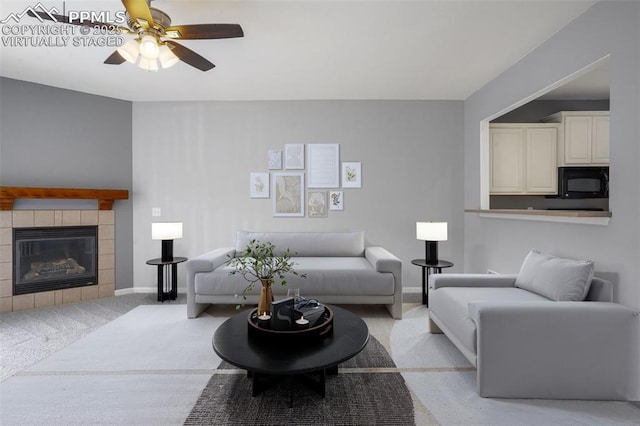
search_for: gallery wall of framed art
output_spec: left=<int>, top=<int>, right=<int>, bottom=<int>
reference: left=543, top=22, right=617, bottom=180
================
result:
left=249, top=143, right=362, bottom=218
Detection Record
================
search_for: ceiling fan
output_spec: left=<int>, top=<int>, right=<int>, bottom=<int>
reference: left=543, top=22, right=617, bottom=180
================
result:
left=29, top=0, right=244, bottom=71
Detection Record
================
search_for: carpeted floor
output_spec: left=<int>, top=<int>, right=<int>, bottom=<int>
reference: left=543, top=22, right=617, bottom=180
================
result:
left=0, top=293, right=170, bottom=382
left=2, top=294, right=640, bottom=425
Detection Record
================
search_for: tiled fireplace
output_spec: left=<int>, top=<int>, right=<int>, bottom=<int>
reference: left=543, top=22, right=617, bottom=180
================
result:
left=0, top=210, right=116, bottom=313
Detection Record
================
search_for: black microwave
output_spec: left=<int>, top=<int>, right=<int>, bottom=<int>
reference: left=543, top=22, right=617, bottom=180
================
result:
left=556, top=166, right=609, bottom=199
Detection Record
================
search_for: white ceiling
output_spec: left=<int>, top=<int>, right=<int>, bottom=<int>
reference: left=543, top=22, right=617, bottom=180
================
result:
left=0, top=0, right=602, bottom=102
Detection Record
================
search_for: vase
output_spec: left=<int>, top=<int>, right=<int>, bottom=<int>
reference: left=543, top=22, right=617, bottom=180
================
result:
left=257, top=279, right=274, bottom=315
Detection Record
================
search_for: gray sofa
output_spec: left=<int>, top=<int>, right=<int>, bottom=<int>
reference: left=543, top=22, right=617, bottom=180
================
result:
left=187, top=230, right=402, bottom=319
left=429, top=250, right=639, bottom=400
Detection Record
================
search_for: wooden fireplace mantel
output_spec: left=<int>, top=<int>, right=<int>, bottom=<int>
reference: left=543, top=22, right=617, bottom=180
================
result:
left=0, top=186, right=129, bottom=210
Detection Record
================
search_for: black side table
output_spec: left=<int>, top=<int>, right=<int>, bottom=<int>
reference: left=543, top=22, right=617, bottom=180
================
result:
left=146, top=257, right=187, bottom=302
left=411, top=259, right=453, bottom=306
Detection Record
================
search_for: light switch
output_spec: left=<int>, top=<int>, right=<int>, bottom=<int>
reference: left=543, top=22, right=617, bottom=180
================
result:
left=152, top=207, right=161, bottom=217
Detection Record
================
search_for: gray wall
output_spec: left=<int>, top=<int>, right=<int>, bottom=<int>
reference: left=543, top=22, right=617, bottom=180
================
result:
left=464, top=2, right=639, bottom=398
left=0, top=77, right=134, bottom=290
left=132, top=100, right=464, bottom=291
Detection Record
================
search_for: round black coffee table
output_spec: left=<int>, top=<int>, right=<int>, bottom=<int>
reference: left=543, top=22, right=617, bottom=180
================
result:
left=212, top=305, right=369, bottom=404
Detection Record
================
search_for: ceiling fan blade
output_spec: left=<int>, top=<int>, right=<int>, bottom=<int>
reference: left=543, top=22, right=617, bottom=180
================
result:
left=27, top=11, right=131, bottom=33
left=104, top=51, right=126, bottom=65
left=164, top=24, right=244, bottom=40
left=27, top=10, right=62, bottom=22
left=164, top=41, right=215, bottom=71
left=121, top=0, right=154, bottom=28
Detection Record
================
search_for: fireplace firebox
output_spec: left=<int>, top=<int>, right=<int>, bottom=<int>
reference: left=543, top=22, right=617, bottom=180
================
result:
left=13, top=226, right=98, bottom=295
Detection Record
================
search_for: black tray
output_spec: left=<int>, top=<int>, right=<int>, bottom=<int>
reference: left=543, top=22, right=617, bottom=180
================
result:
left=247, top=306, right=334, bottom=342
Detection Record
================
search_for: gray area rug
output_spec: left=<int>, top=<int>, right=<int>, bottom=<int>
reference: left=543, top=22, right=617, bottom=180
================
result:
left=184, top=336, right=414, bottom=425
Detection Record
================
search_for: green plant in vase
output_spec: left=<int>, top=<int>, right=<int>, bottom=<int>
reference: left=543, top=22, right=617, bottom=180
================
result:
left=227, top=239, right=306, bottom=314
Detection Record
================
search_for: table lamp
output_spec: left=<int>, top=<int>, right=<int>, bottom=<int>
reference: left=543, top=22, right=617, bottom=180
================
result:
left=152, top=222, right=183, bottom=262
left=416, top=222, right=447, bottom=264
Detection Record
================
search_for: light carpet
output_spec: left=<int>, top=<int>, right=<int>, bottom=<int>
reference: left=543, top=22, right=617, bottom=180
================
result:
left=0, top=293, right=165, bottom=381
left=1, top=302, right=640, bottom=425
left=1, top=304, right=224, bottom=425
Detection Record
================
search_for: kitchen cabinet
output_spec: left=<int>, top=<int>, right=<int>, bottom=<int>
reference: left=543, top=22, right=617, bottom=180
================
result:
left=526, top=128, right=558, bottom=193
left=543, top=111, right=609, bottom=165
left=591, top=115, right=610, bottom=164
left=490, top=127, right=524, bottom=193
left=490, top=124, right=558, bottom=195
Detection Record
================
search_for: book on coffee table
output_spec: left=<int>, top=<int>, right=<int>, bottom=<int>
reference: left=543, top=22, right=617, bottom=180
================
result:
left=271, top=297, right=295, bottom=330
left=295, top=300, right=325, bottom=326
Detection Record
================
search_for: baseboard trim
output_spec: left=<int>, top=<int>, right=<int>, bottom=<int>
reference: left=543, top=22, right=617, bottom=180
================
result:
left=402, top=287, right=423, bottom=304
left=114, top=287, right=186, bottom=296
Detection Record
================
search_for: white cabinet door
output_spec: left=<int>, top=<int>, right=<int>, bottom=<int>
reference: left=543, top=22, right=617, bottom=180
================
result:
left=526, top=128, right=557, bottom=193
left=564, top=116, right=592, bottom=164
left=490, top=128, right=524, bottom=194
left=561, top=114, right=610, bottom=165
left=592, top=115, right=610, bottom=164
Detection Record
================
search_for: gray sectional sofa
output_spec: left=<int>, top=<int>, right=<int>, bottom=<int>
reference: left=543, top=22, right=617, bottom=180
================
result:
left=429, top=250, right=640, bottom=400
left=187, top=230, right=402, bottom=319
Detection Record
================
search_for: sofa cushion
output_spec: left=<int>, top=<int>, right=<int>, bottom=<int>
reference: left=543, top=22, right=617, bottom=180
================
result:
left=515, top=250, right=594, bottom=301
left=430, top=287, right=549, bottom=357
left=236, top=231, right=364, bottom=257
left=195, top=257, right=394, bottom=297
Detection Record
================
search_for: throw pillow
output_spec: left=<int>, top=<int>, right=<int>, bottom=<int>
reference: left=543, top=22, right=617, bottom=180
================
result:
left=514, top=249, right=595, bottom=301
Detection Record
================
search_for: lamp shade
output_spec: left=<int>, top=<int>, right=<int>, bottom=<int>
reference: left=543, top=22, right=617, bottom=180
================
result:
left=138, top=56, right=159, bottom=71
left=139, top=34, right=160, bottom=59
left=152, top=222, right=183, bottom=240
left=117, top=38, right=140, bottom=63
left=158, top=44, right=179, bottom=69
left=416, top=222, right=447, bottom=241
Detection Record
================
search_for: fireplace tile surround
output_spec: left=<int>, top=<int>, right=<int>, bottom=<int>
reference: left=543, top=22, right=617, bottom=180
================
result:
left=0, top=210, right=116, bottom=313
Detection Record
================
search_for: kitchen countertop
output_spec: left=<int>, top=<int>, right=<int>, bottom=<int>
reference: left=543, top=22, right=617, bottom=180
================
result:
left=465, top=209, right=612, bottom=218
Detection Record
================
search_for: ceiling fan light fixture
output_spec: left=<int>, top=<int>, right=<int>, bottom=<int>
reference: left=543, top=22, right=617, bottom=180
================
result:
left=139, top=34, right=160, bottom=59
left=117, top=38, right=140, bottom=64
left=138, top=56, right=159, bottom=72
left=158, top=44, right=179, bottom=69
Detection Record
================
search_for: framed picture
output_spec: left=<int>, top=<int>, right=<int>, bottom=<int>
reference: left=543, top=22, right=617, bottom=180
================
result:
left=307, top=191, right=328, bottom=218
left=249, top=172, right=269, bottom=198
left=285, top=144, right=305, bottom=169
left=307, top=144, right=340, bottom=188
left=268, top=150, right=282, bottom=170
left=273, top=172, right=305, bottom=217
left=342, top=162, right=362, bottom=188
left=329, top=191, right=344, bottom=211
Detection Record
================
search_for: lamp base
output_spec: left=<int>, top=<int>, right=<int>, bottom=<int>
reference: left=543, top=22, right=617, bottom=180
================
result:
left=161, top=239, right=174, bottom=262
left=425, top=240, right=438, bottom=264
